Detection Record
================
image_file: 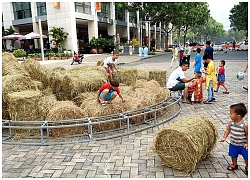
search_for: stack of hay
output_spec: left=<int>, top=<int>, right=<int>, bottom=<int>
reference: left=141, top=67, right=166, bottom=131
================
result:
left=46, top=101, right=87, bottom=136
left=114, top=67, right=138, bottom=86
left=149, top=69, right=166, bottom=87
left=154, top=115, right=218, bottom=174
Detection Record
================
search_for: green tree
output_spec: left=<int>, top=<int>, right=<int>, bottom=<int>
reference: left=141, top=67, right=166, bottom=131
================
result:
left=48, top=26, right=69, bottom=49
left=229, top=2, right=248, bottom=37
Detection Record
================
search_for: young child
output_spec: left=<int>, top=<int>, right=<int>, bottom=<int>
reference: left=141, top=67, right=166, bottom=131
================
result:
left=214, top=60, right=229, bottom=94
left=202, top=53, right=216, bottom=104
left=179, top=47, right=184, bottom=66
left=100, top=50, right=120, bottom=80
left=188, top=71, right=205, bottom=104
left=193, top=48, right=202, bottom=73
left=96, top=78, right=125, bottom=106
left=219, top=103, right=248, bottom=175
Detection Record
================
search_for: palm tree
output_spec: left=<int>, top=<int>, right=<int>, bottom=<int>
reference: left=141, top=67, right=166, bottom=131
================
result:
left=2, top=25, right=16, bottom=49
left=48, top=26, right=69, bottom=52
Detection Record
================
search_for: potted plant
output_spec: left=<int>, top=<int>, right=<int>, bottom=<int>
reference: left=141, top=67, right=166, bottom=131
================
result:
left=89, top=37, right=98, bottom=54
left=35, top=53, right=42, bottom=61
left=96, top=36, right=107, bottom=54
left=12, top=49, right=26, bottom=59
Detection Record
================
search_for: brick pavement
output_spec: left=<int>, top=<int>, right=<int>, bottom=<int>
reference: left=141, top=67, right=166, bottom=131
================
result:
left=2, top=51, right=248, bottom=178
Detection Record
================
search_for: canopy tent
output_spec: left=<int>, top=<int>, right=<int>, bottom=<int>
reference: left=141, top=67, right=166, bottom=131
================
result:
left=22, top=32, right=48, bottom=39
left=2, top=33, right=24, bottom=40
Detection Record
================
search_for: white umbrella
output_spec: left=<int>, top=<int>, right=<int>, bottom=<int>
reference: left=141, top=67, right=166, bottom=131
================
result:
left=2, top=32, right=24, bottom=40
left=23, top=32, right=48, bottom=39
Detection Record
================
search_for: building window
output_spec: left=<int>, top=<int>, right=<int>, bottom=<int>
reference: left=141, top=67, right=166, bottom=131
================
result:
left=129, top=11, right=137, bottom=24
left=75, top=2, right=91, bottom=14
left=115, top=5, right=125, bottom=21
left=36, top=2, right=47, bottom=16
left=13, top=2, right=32, bottom=20
left=97, top=2, right=110, bottom=19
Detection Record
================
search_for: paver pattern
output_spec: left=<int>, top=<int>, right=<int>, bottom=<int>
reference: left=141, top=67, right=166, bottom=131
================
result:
left=2, top=51, right=248, bottom=178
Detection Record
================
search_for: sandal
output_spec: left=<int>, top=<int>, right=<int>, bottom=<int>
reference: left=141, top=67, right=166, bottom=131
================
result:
left=227, top=164, right=238, bottom=171
left=223, top=91, right=229, bottom=94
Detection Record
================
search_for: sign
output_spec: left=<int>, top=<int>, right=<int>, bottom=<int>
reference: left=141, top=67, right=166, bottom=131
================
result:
left=53, top=2, right=60, bottom=9
left=96, top=2, right=101, bottom=12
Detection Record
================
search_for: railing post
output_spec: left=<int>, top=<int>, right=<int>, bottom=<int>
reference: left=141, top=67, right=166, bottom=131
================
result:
left=88, top=118, right=93, bottom=140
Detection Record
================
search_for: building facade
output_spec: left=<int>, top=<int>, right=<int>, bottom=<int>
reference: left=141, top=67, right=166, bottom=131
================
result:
left=2, top=2, right=172, bottom=53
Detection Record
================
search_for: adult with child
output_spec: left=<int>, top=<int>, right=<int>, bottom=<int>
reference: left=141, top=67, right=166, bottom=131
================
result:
left=170, top=44, right=179, bottom=68
left=202, top=53, right=216, bottom=104
left=96, top=78, right=125, bottom=106
left=167, top=61, right=196, bottom=103
left=193, top=48, right=202, bottom=73
left=204, top=41, right=214, bottom=70
left=100, top=50, right=120, bottom=80
left=214, top=60, right=229, bottom=94
left=220, top=103, right=248, bottom=175
left=183, top=42, right=192, bottom=68
left=188, top=71, right=205, bottom=104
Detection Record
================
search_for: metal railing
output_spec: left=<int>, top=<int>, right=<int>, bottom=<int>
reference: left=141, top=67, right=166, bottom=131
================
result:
left=2, top=92, right=182, bottom=145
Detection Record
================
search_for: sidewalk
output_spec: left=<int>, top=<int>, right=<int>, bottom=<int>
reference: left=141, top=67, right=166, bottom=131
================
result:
left=2, top=52, right=248, bottom=178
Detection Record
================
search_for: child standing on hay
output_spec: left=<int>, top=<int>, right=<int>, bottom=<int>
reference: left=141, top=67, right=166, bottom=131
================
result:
left=188, top=71, right=205, bottom=104
left=100, top=50, right=120, bottom=80
left=214, top=60, right=229, bottom=94
left=220, top=103, right=248, bottom=175
left=96, top=78, right=125, bottom=106
left=202, top=53, right=216, bottom=104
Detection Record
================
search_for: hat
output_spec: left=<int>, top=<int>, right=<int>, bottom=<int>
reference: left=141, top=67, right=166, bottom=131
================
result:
left=185, top=42, right=189, bottom=44
left=206, top=41, right=211, bottom=45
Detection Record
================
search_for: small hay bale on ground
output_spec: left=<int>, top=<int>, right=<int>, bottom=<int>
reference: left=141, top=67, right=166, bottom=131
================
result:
left=20, top=59, right=52, bottom=87
left=46, top=101, right=87, bottom=136
left=2, top=52, right=28, bottom=76
left=154, top=115, right=218, bottom=174
left=114, top=67, right=138, bottom=86
left=2, top=75, right=38, bottom=104
left=149, top=69, right=167, bottom=87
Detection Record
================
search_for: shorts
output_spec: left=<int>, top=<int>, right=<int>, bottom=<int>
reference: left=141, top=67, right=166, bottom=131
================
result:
left=105, top=67, right=114, bottom=74
left=99, top=90, right=114, bottom=101
left=228, top=143, right=248, bottom=159
left=169, top=83, right=185, bottom=91
left=217, top=82, right=225, bottom=86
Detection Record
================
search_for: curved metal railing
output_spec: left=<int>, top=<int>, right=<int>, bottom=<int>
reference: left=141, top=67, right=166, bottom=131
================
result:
left=2, top=92, right=182, bottom=145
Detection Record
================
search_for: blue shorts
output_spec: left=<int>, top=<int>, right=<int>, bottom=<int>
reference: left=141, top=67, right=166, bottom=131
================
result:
left=229, top=143, right=248, bottom=159
left=99, top=90, right=114, bottom=101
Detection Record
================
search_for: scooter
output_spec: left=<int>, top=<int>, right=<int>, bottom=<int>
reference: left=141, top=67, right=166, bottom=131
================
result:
left=71, top=51, right=84, bottom=65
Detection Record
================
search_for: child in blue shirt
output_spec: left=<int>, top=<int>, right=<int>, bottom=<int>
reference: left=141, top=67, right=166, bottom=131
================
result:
left=193, top=48, right=202, bottom=73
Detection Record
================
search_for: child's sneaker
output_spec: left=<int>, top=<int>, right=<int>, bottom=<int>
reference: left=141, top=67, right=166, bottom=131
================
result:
left=100, top=102, right=106, bottom=106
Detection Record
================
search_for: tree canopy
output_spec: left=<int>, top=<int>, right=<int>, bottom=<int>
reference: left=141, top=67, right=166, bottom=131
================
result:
left=229, top=2, right=248, bottom=37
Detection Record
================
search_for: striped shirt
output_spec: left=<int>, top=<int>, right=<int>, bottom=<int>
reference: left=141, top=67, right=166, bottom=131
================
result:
left=230, top=120, right=246, bottom=146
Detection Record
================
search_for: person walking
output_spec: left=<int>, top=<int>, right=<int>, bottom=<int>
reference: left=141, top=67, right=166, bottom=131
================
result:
left=214, top=60, right=229, bottom=94
left=204, top=41, right=214, bottom=70
left=183, top=42, right=192, bottom=68
left=219, top=103, right=248, bottom=175
left=170, top=44, right=179, bottom=68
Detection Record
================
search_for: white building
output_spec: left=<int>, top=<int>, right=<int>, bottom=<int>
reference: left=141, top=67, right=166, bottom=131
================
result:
left=2, top=2, right=172, bottom=53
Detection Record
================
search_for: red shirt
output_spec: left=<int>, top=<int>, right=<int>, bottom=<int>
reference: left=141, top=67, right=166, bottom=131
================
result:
left=99, top=83, right=120, bottom=94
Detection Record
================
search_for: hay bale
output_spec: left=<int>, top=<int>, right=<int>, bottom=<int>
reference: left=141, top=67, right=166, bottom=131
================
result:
left=149, top=69, right=167, bottom=86
left=72, top=92, right=96, bottom=107
left=114, top=67, right=138, bottom=86
left=45, top=101, right=86, bottom=136
left=96, top=60, right=103, bottom=66
left=8, top=90, right=56, bottom=121
left=154, top=115, right=218, bottom=173
left=2, top=52, right=28, bottom=76
left=2, top=102, right=10, bottom=120
left=2, top=75, right=38, bottom=104
left=52, top=66, right=67, bottom=72
left=137, top=69, right=149, bottom=80
left=48, top=71, right=66, bottom=100
left=20, top=59, right=52, bottom=87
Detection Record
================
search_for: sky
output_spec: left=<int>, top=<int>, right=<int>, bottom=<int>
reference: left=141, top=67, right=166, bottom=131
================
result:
left=207, top=1, right=239, bottom=31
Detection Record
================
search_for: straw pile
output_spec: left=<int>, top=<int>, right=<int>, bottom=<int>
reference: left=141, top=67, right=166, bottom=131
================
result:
left=149, top=69, right=167, bottom=87
left=8, top=90, right=56, bottom=121
left=2, top=52, right=28, bottom=76
left=20, top=59, right=52, bottom=88
left=2, top=75, right=38, bottom=104
left=72, top=91, right=96, bottom=107
left=45, top=101, right=87, bottom=136
left=96, top=60, right=103, bottom=66
left=137, top=69, right=149, bottom=80
left=154, top=115, right=218, bottom=174
left=114, top=67, right=138, bottom=86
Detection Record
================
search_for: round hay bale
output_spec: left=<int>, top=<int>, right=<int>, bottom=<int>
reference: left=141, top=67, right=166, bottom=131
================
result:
left=154, top=115, right=218, bottom=173
left=72, top=92, right=96, bottom=107
left=52, top=66, right=67, bottom=72
left=114, top=67, right=138, bottom=86
left=2, top=52, right=28, bottom=76
left=45, top=101, right=87, bottom=136
left=2, top=75, right=38, bottom=104
left=149, top=68, right=167, bottom=87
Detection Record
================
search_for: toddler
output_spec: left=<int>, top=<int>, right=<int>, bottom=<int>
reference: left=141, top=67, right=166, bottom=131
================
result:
left=214, top=60, right=229, bottom=94
left=188, top=71, right=205, bottom=104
